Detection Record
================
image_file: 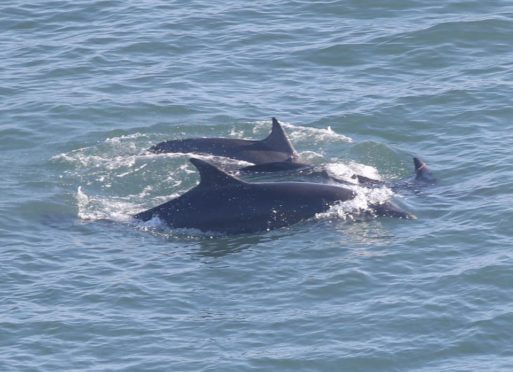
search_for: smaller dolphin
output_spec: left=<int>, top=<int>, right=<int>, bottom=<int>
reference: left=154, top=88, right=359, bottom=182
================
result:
left=241, top=157, right=434, bottom=189
left=346, top=157, right=435, bottom=186
left=149, top=118, right=301, bottom=165
left=134, top=158, right=414, bottom=234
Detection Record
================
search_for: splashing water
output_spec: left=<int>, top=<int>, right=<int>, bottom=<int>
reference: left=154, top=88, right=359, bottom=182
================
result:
left=315, top=186, right=395, bottom=221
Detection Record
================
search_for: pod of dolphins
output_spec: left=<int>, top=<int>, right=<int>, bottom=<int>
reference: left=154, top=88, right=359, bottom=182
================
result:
left=134, top=118, right=434, bottom=234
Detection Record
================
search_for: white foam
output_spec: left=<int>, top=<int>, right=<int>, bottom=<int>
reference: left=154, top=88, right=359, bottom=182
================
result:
left=116, top=163, right=148, bottom=178
left=315, top=186, right=394, bottom=220
left=53, top=151, right=139, bottom=170
left=76, top=187, right=136, bottom=222
left=133, top=215, right=167, bottom=231
left=287, top=124, right=352, bottom=143
left=229, top=127, right=245, bottom=138
left=77, top=183, right=185, bottom=223
left=326, top=161, right=382, bottom=184
left=57, top=135, right=252, bottom=228
left=298, top=150, right=325, bottom=162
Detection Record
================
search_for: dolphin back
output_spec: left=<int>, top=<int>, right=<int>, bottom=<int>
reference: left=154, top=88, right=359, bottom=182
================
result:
left=148, top=118, right=297, bottom=165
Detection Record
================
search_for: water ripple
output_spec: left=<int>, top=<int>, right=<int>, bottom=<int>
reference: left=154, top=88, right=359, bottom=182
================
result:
left=2, top=0, right=513, bottom=370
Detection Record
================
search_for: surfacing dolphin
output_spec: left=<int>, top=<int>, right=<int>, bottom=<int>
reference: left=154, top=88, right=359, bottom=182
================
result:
left=134, top=158, right=414, bottom=234
left=343, top=157, right=435, bottom=186
left=240, top=157, right=435, bottom=189
left=149, top=117, right=307, bottom=166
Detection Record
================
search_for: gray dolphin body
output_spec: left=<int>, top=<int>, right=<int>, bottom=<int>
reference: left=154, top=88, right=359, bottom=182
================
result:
left=241, top=157, right=435, bottom=189
left=149, top=118, right=304, bottom=165
left=134, top=158, right=414, bottom=234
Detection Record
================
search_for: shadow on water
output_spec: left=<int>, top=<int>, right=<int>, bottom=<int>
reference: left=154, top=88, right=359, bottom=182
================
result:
left=186, top=217, right=403, bottom=259
left=186, top=227, right=303, bottom=258
left=128, top=219, right=292, bottom=258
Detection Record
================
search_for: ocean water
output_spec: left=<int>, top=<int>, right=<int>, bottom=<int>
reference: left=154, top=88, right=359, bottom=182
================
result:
left=2, top=0, right=513, bottom=370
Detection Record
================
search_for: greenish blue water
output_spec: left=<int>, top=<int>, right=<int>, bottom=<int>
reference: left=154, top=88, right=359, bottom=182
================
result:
left=2, top=1, right=513, bottom=370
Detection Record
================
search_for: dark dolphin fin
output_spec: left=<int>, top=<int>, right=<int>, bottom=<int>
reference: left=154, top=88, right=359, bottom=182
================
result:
left=261, top=118, right=297, bottom=158
left=413, top=157, right=436, bottom=183
left=189, top=158, right=244, bottom=188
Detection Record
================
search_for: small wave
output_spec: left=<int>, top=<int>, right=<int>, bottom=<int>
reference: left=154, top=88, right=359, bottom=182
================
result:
left=53, top=132, right=153, bottom=169
left=54, top=147, right=251, bottom=170
left=77, top=186, right=183, bottom=222
left=53, top=152, right=139, bottom=172
left=252, top=120, right=352, bottom=143
left=104, top=132, right=149, bottom=145
left=132, top=216, right=225, bottom=239
left=284, top=123, right=352, bottom=143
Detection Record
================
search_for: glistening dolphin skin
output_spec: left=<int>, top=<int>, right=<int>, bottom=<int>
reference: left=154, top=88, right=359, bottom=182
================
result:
left=149, top=118, right=301, bottom=165
left=134, top=158, right=414, bottom=234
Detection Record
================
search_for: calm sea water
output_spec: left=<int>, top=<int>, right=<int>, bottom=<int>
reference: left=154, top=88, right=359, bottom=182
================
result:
left=2, top=0, right=513, bottom=370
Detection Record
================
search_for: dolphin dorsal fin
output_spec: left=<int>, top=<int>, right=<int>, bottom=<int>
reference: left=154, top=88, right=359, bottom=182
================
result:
left=262, top=117, right=297, bottom=157
left=189, top=158, right=243, bottom=188
left=413, top=157, right=436, bottom=183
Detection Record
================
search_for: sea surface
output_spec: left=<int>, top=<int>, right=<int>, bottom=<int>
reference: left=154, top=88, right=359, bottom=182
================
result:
left=2, top=0, right=513, bottom=370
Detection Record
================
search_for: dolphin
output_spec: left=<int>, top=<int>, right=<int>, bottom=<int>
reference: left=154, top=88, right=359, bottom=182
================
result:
left=134, top=158, right=414, bottom=234
left=149, top=117, right=301, bottom=165
left=240, top=157, right=434, bottom=189
left=346, top=157, right=435, bottom=186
